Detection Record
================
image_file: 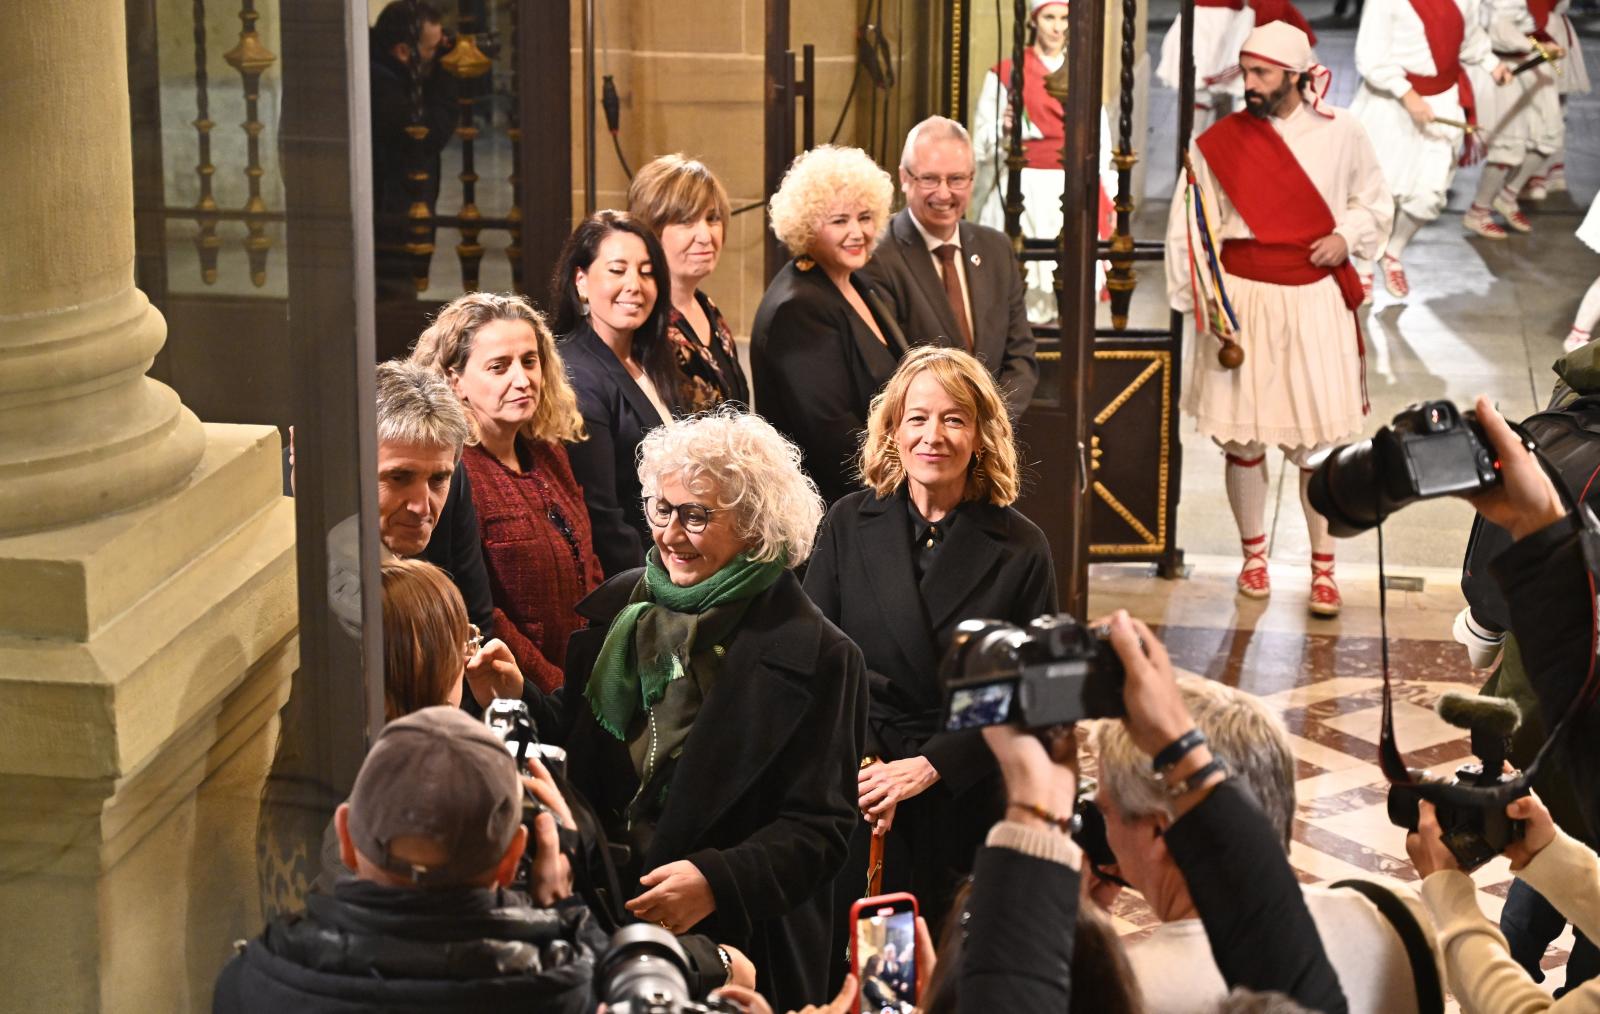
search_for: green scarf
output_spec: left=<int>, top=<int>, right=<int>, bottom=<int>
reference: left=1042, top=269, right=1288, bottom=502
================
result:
left=585, top=548, right=786, bottom=739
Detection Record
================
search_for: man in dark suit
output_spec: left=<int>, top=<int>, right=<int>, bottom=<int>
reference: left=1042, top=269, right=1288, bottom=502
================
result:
left=863, top=116, right=1038, bottom=415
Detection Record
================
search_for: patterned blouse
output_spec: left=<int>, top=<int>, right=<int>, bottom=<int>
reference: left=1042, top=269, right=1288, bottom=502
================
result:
left=666, top=290, right=750, bottom=414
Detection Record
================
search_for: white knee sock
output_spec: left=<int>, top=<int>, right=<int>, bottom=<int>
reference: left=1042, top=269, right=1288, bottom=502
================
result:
left=1506, top=155, right=1547, bottom=200
left=1299, top=467, right=1336, bottom=559
left=1386, top=211, right=1425, bottom=258
left=1574, top=275, right=1600, bottom=337
left=1472, top=163, right=1513, bottom=210
left=1224, top=445, right=1270, bottom=543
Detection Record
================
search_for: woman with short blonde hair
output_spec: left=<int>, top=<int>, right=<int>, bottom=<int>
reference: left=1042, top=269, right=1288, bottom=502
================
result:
left=410, top=291, right=603, bottom=696
left=628, top=154, right=748, bottom=413
left=804, top=345, right=1055, bottom=933
left=750, top=145, right=908, bottom=503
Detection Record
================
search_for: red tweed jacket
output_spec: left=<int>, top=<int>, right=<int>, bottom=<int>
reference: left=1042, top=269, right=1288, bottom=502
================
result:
left=461, top=438, right=604, bottom=693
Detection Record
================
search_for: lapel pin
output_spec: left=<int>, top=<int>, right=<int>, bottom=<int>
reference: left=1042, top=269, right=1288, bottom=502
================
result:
left=970, top=253, right=982, bottom=267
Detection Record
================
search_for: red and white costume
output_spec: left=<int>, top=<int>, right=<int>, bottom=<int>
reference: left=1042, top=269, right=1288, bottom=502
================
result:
left=1157, top=0, right=1319, bottom=128
left=972, top=2, right=1117, bottom=323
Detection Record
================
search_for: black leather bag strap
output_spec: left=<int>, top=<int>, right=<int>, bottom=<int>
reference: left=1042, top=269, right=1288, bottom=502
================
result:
left=1330, top=879, right=1444, bottom=1014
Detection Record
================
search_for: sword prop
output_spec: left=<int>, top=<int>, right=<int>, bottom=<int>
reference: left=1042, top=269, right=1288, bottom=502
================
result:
left=1511, top=39, right=1564, bottom=76
left=1431, top=116, right=1478, bottom=133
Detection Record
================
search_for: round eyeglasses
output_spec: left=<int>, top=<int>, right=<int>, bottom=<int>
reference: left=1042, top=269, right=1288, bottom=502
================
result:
left=645, top=496, right=722, bottom=534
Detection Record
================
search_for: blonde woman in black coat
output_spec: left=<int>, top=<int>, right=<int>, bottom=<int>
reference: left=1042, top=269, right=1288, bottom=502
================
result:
left=804, top=345, right=1056, bottom=934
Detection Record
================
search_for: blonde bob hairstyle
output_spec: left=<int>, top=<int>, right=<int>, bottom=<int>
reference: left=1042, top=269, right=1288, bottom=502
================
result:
left=767, top=144, right=895, bottom=258
left=636, top=406, right=825, bottom=567
left=628, top=153, right=732, bottom=236
left=858, top=346, right=1020, bottom=506
left=410, top=291, right=586, bottom=446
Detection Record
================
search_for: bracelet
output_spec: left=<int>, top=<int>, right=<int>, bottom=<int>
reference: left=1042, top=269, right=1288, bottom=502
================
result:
left=1152, top=729, right=1207, bottom=775
left=1163, top=756, right=1229, bottom=798
left=716, top=944, right=733, bottom=986
left=1007, top=801, right=1080, bottom=835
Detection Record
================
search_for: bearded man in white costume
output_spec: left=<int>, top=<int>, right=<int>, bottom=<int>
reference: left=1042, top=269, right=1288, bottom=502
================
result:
left=1167, top=22, right=1392, bottom=617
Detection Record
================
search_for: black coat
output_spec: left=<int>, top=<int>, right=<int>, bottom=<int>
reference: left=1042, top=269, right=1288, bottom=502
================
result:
left=862, top=209, right=1039, bottom=415
left=805, top=488, right=1056, bottom=932
left=560, top=324, right=669, bottom=578
left=212, top=879, right=600, bottom=1014
left=749, top=260, right=909, bottom=504
left=542, top=568, right=868, bottom=1011
left=419, top=465, right=495, bottom=633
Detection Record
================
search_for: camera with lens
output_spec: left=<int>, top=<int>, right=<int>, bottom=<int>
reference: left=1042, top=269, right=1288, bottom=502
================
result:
left=1386, top=692, right=1529, bottom=871
left=596, top=925, right=738, bottom=1014
left=484, top=697, right=568, bottom=778
left=1308, top=400, right=1511, bottom=537
left=940, top=614, right=1126, bottom=732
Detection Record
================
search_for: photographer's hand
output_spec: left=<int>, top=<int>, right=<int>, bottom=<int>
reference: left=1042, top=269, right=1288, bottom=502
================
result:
left=980, top=722, right=1078, bottom=830
left=858, top=757, right=938, bottom=826
left=1503, top=791, right=1558, bottom=870
left=1462, top=395, right=1566, bottom=541
left=627, top=860, right=716, bottom=933
left=464, top=638, right=525, bottom=708
left=1406, top=800, right=1461, bottom=878
left=521, top=756, right=575, bottom=905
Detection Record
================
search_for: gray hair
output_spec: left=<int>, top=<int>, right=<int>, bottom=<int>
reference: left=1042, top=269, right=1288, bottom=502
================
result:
left=636, top=407, right=825, bottom=566
left=900, top=115, right=974, bottom=172
left=1091, top=675, right=1297, bottom=848
left=375, top=359, right=471, bottom=457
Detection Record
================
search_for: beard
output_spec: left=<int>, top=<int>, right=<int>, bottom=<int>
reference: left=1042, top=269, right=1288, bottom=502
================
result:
left=1244, top=74, right=1298, bottom=118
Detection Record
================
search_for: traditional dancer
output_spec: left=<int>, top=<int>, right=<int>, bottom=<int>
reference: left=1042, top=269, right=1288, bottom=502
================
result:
left=1157, top=0, right=1318, bottom=131
left=1462, top=0, right=1565, bottom=238
left=1351, top=0, right=1508, bottom=299
left=1166, top=22, right=1393, bottom=616
left=1563, top=194, right=1600, bottom=353
left=972, top=0, right=1117, bottom=323
left=1523, top=0, right=1588, bottom=199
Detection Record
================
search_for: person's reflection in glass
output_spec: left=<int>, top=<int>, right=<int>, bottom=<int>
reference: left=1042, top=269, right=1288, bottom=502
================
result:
left=370, top=0, right=457, bottom=298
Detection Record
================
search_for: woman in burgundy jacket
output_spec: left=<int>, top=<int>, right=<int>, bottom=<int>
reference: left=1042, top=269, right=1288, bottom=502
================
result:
left=412, top=292, right=603, bottom=696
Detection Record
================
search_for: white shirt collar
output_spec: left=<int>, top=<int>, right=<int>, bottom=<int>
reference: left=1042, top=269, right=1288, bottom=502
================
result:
left=907, top=209, right=961, bottom=254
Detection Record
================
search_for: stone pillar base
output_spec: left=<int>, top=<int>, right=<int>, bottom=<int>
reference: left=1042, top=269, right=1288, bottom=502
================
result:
left=0, top=423, right=298, bottom=1013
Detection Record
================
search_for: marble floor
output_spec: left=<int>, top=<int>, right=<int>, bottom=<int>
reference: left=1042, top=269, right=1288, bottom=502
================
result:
left=1086, top=4, right=1598, bottom=1002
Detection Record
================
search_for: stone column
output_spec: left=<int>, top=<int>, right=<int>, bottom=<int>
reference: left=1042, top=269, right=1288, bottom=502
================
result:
left=0, top=3, right=299, bottom=1011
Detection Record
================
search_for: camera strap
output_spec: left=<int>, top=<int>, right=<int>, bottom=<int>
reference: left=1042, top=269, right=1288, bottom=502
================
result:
left=1375, top=446, right=1600, bottom=810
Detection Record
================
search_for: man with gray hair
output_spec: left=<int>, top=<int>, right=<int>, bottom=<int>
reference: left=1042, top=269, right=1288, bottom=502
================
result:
left=1091, top=675, right=1442, bottom=1014
left=374, top=359, right=493, bottom=633
left=863, top=115, right=1037, bottom=414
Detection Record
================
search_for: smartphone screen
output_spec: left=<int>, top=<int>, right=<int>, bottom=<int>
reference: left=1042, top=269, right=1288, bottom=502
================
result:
left=851, top=893, right=918, bottom=1014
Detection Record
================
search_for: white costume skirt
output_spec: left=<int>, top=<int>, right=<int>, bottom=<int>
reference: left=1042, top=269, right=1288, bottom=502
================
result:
left=1183, top=272, right=1368, bottom=447
left=1157, top=8, right=1253, bottom=98
left=1351, top=82, right=1468, bottom=221
left=1554, top=15, right=1591, bottom=96
left=1578, top=193, right=1600, bottom=254
left=1475, top=61, right=1564, bottom=162
left=977, top=165, right=1112, bottom=324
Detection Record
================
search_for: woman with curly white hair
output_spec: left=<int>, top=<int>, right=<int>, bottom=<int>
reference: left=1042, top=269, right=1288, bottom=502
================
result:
left=532, top=407, right=867, bottom=1012
left=751, top=144, right=910, bottom=503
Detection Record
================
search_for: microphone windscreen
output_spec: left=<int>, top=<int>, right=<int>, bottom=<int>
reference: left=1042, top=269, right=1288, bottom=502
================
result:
left=1435, top=691, right=1520, bottom=738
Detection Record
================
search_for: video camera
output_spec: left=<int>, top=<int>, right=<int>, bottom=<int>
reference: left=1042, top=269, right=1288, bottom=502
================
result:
left=597, top=925, right=739, bottom=1013
left=1387, top=692, right=1529, bottom=871
left=940, top=614, right=1126, bottom=732
left=1308, top=400, right=1511, bottom=537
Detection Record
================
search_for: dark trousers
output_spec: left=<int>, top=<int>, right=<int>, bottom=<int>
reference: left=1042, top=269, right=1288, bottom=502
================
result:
left=1501, top=878, right=1600, bottom=994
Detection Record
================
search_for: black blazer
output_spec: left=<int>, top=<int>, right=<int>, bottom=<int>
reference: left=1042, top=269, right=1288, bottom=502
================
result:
left=544, top=569, right=867, bottom=1012
left=560, top=324, right=669, bottom=578
left=749, top=260, right=909, bottom=504
left=803, top=487, right=1056, bottom=797
left=862, top=209, right=1039, bottom=415
left=419, top=466, right=495, bottom=633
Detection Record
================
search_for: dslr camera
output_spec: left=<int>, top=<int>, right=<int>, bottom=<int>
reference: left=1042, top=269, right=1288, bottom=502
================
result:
left=484, top=697, right=568, bottom=777
left=1386, top=693, right=1529, bottom=871
left=597, top=925, right=738, bottom=1013
left=1308, top=400, right=1507, bottom=537
left=941, top=614, right=1126, bottom=732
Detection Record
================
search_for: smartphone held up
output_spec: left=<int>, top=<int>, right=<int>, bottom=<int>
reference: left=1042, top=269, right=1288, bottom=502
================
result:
left=849, top=893, right=918, bottom=1014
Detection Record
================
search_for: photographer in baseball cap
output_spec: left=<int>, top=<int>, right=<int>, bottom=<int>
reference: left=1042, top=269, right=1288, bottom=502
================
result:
left=214, top=706, right=601, bottom=1014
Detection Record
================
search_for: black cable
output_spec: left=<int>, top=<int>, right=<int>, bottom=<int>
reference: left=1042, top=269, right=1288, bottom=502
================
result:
left=602, top=74, right=632, bottom=180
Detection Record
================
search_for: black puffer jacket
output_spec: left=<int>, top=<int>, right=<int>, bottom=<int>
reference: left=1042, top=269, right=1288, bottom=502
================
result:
left=212, top=879, right=602, bottom=1014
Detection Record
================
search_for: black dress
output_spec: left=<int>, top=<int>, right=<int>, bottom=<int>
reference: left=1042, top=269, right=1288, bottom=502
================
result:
left=667, top=291, right=749, bottom=412
left=804, top=486, right=1057, bottom=936
left=560, top=323, right=671, bottom=578
left=537, top=569, right=869, bottom=1013
left=749, top=260, right=909, bottom=504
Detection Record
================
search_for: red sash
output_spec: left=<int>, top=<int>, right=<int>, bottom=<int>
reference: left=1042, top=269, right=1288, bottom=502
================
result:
left=1405, top=0, right=1481, bottom=162
left=1196, top=112, right=1364, bottom=311
left=1197, top=0, right=1247, bottom=7
left=993, top=50, right=1065, bottom=170
left=1196, top=112, right=1369, bottom=407
left=1527, top=0, right=1556, bottom=37
left=1250, top=0, right=1318, bottom=46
